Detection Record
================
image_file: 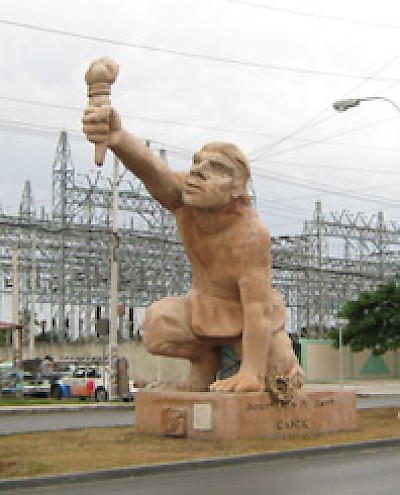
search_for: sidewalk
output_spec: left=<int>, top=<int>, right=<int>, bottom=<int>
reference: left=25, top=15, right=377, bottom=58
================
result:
left=304, top=380, right=400, bottom=396
left=0, top=401, right=134, bottom=415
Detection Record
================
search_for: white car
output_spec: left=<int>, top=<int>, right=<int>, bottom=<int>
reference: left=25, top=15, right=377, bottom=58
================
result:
left=22, top=372, right=51, bottom=398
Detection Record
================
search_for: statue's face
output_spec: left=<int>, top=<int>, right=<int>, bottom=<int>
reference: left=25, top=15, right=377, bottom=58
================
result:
left=182, top=151, right=238, bottom=208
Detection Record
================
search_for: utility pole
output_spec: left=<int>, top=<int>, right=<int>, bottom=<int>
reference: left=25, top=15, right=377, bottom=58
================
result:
left=377, top=211, right=385, bottom=281
left=109, top=156, right=119, bottom=400
left=315, top=201, right=324, bottom=338
left=12, top=245, right=22, bottom=369
left=29, top=230, right=37, bottom=359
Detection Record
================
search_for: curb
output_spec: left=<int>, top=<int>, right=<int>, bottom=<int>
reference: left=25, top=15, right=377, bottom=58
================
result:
left=1, top=437, right=400, bottom=490
left=0, top=403, right=134, bottom=415
left=357, top=392, right=400, bottom=398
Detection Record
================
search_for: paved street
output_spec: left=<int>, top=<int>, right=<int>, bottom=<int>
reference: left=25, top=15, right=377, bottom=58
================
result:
left=0, top=408, right=135, bottom=435
left=357, top=395, right=400, bottom=408
left=1, top=444, right=399, bottom=494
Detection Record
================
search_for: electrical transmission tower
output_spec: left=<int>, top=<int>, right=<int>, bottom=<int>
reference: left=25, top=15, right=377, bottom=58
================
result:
left=272, top=201, right=400, bottom=336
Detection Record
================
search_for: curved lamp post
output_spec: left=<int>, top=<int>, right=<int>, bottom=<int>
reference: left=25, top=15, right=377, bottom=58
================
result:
left=336, top=318, right=348, bottom=389
left=332, top=96, right=400, bottom=114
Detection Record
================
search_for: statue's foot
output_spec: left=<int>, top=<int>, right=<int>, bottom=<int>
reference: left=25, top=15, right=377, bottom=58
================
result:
left=209, top=371, right=265, bottom=393
left=144, top=381, right=209, bottom=392
left=175, top=381, right=210, bottom=392
left=181, top=354, right=219, bottom=392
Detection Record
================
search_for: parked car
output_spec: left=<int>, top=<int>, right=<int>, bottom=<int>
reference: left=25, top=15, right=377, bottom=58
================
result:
left=0, top=368, right=51, bottom=398
left=21, top=372, right=51, bottom=398
left=0, top=368, right=23, bottom=397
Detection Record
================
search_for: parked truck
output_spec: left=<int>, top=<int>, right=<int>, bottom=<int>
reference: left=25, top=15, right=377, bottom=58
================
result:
left=50, top=357, right=132, bottom=401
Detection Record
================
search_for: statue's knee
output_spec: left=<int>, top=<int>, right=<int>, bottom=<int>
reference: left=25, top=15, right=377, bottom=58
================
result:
left=143, top=300, right=180, bottom=354
left=142, top=304, right=163, bottom=353
left=142, top=296, right=190, bottom=356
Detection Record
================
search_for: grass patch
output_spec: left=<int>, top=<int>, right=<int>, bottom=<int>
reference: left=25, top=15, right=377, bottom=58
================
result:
left=0, top=408, right=399, bottom=480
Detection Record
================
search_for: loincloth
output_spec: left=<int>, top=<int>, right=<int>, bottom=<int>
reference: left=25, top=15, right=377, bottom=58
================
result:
left=188, top=288, right=286, bottom=338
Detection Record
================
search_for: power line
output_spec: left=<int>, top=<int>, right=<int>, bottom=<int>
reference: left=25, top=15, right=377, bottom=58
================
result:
left=256, top=199, right=311, bottom=218
left=317, top=139, right=400, bottom=154
left=253, top=115, right=398, bottom=161
left=249, top=101, right=400, bottom=162
left=229, top=0, right=400, bottom=31
left=1, top=119, right=399, bottom=215
left=5, top=95, right=400, bottom=161
left=3, top=20, right=400, bottom=164
left=2, top=115, right=400, bottom=193
left=0, top=119, right=76, bottom=139
left=1, top=112, right=400, bottom=208
left=253, top=167, right=400, bottom=207
left=0, top=95, right=281, bottom=138
left=248, top=49, right=400, bottom=161
left=263, top=159, right=400, bottom=175
left=0, top=117, right=198, bottom=161
left=8, top=94, right=400, bottom=163
left=3, top=111, right=400, bottom=184
left=1, top=18, right=399, bottom=81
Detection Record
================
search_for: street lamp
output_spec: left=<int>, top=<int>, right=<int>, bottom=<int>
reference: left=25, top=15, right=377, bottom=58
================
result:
left=336, top=317, right=348, bottom=389
left=109, top=155, right=120, bottom=401
left=333, top=96, right=400, bottom=114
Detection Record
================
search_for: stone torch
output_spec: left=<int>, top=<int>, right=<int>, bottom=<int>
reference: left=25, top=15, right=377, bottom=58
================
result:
left=85, top=57, right=119, bottom=166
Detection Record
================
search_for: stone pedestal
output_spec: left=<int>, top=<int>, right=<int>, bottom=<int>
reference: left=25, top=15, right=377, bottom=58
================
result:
left=135, top=389, right=357, bottom=440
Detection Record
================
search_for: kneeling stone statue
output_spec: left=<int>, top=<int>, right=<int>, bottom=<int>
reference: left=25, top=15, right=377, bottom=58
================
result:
left=83, top=58, right=304, bottom=400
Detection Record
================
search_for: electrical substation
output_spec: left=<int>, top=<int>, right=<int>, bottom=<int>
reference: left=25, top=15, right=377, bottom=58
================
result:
left=1, top=131, right=399, bottom=342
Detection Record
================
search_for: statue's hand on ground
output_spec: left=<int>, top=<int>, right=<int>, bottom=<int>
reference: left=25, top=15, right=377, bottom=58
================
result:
left=209, top=371, right=265, bottom=393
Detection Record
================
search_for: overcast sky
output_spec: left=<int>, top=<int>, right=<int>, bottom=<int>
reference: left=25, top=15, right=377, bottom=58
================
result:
left=1, top=0, right=400, bottom=235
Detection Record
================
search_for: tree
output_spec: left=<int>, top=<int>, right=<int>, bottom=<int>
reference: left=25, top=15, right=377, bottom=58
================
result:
left=329, top=280, right=400, bottom=355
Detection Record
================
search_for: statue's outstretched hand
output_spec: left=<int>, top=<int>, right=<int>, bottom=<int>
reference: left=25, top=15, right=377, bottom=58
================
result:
left=81, top=105, right=121, bottom=146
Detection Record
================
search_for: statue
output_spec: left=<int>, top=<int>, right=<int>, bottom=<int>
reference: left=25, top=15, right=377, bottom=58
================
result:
left=82, top=60, right=303, bottom=399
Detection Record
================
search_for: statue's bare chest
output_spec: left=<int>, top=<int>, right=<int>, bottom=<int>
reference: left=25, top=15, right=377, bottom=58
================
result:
left=177, top=212, right=238, bottom=270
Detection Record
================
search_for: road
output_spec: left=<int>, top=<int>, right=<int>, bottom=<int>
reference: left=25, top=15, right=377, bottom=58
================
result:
left=0, top=408, right=135, bottom=435
left=1, top=444, right=399, bottom=494
left=357, top=395, right=400, bottom=409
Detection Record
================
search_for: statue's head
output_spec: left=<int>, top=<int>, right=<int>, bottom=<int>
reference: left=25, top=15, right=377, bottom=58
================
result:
left=182, top=142, right=250, bottom=208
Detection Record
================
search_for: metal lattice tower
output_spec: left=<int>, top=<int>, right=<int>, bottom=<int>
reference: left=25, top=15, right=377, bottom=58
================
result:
left=52, top=130, right=75, bottom=224
left=272, top=201, right=400, bottom=336
left=18, top=180, right=35, bottom=220
left=0, top=132, right=191, bottom=341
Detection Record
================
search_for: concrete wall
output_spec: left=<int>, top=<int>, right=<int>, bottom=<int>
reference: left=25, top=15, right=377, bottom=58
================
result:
left=1, top=339, right=399, bottom=383
left=300, top=338, right=400, bottom=382
left=0, top=341, right=189, bottom=384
